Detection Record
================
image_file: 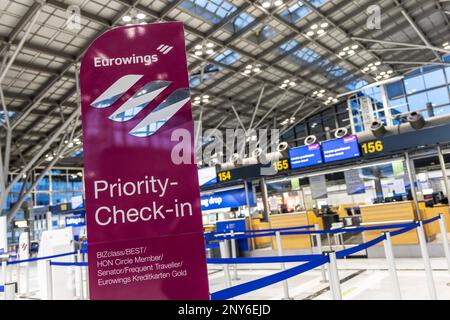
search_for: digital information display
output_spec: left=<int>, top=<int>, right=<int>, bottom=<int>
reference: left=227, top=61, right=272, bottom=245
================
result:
left=198, top=167, right=217, bottom=187
left=322, top=135, right=361, bottom=163
left=289, top=144, right=323, bottom=169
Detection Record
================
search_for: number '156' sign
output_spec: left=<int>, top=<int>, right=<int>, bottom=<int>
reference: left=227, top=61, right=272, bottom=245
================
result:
left=361, top=140, right=384, bottom=155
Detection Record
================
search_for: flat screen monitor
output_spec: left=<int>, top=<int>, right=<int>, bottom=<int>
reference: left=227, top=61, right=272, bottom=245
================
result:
left=198, top=167, right=217, bottom=187
left=71, top=195, right=84, bottom=210
left=289, top=143, right=323, bottom=169
left=322, top=135, right=361, bottom=163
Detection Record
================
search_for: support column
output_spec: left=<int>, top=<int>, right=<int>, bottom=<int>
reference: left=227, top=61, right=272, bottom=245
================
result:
left=405, top=152, right=421, bottom=219
left=244, top=181, right=255, bottom=250
left=260, top=178, right=270, bottom=222
left=437, top=146, right=450, bottom=198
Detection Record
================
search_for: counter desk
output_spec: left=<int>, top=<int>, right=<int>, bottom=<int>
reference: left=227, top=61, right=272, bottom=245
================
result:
left=269, top=212, right=312, bottom=250
left=360, top=201, right=419, bottom=245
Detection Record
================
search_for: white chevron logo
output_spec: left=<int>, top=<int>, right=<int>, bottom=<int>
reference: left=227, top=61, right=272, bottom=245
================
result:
left=90, top=74, right=190, bottom=137
left=157, top=44, right=173, bottom=55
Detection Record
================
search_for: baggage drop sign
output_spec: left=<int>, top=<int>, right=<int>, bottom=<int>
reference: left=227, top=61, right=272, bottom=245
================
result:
left=79, top=22, right=209, bottom=300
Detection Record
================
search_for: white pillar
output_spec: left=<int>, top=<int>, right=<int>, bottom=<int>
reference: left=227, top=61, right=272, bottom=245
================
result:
left=383, top=232, right=402, bottom=299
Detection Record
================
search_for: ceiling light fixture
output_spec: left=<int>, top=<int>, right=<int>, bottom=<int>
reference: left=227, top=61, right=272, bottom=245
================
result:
left=193, top=42, right=215, bottom=56
left=307, top=22, right=329, bottom=37
left=243, top=64, right=262, bottom=76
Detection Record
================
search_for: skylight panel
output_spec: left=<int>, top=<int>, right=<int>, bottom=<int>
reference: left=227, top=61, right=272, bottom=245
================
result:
left=180, top=0, right=237, bottom=24
left=280, top=0, right=329, bottom=24
left=214, top=49, right=241, bottom=65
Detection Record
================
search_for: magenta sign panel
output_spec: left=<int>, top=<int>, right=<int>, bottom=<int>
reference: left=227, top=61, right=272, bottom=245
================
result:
left=79, top=22, right=210, bottom=300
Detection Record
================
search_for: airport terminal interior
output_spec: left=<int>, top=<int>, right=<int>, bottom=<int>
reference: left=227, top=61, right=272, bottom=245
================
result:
left=1, top=0, right=450, bottom=301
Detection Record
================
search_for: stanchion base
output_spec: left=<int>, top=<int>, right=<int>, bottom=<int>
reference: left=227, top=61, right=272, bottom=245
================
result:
left=282, top=297, right=294, bottom=300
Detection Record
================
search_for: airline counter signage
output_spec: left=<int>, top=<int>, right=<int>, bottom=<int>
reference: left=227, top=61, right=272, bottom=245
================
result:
left=322, top=135, right=361, bottom=163
left=289, top=143, right=323, bottom=169
left=80, top=22, right=209, bottom=300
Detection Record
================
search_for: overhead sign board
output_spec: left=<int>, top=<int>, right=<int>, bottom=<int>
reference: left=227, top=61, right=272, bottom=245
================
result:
left=80, top=22, right=209, bottom=300
left=198, top=167, right=217, bottom=187
left=322, top=135, right=361, bottom=163
left=200, top=187, right=254, bottom=211
left=289, top=143, right=323, bottom=169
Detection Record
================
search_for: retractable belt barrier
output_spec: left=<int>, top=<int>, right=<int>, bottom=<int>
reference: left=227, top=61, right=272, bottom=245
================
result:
left=206, top=221, right=417, bottom=241
left=207, top=254, right=322, bottom=265
left=50, top=261, right=88, bottom=267
left=6, top=251, right=77, bottom=265
left=209, top=215, right=442, bottom=300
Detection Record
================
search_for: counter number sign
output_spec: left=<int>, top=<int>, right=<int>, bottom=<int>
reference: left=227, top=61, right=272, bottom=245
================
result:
left=218, top=170, right=232, bottom=182
left=273, top=159, right=289, bottom=172
left=361, top=140, right=384, bottom=155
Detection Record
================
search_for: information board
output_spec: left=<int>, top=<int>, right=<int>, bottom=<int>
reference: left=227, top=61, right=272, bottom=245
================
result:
left=322, top=135, right=361, bottom=163
left=80, top=22, right=209, bottom=300
left=289, top=144, right=323, bottom=169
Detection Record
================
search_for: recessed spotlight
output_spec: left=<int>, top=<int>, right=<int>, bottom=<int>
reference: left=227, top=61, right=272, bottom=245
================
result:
left=283, top=80, right=290, bottom=84
left=253, top=67, right=261, bottom=73
left=274, top=0, right=283, bottom=6
left=375, top=61, right=382, bottom=66
left=206, top=49, right=214, bottom=55
left=311, top=24, right=318, bottom=30
left=347, top=50, right=355, bottom=55
left=136, top=13, right=146, bottom=20
left=195, top=44, right=203, bottom=50
left=206, top=43, right=214, bottom=48
left=343, top=47, right=349, bottom=51
left=195, top=51, right=202, bottom=56
left=351, top=45, right=358, bottom=50
left=262, top=1, right=271, bottom=8
left=316, top=29, right=325, bottom=35
left=122, top=15, right=131, bottom=22
left=320, top=22, right=329, bottom=28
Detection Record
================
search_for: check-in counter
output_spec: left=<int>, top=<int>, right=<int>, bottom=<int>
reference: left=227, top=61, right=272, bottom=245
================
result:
left=251, top=218, right=271, bottom=248
left=360, top=201, right=419, bottom=245
left=307, top=210, right=323, bottom=230
left=269, top=212, right=311, bottom=249
left=420, top=204, right=450, bottom=237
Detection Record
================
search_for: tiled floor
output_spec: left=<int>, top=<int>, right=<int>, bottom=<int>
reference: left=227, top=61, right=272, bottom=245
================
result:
left=208, top=257, right=450, bottom=300
left=4, top=257, right=450, bottom=300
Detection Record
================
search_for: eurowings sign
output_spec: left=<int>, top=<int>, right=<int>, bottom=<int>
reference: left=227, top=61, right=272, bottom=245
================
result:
left=80, top=22, right=209, bottom=300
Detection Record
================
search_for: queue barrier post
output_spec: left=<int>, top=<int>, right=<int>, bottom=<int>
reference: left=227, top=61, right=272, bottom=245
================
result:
left=15, top=262, right=20, bottom=296
left=438, top=214, right=450, bottom=278
left=230, top=230, right=239, bottom=280
left=23, top=262, right=29, bottom=296
left=314, top=224, right=328, bottom=283
left=1, top=260, right=6, bottom=294
left=219, top=241, right=232, bottom=289
left=275, top=231, right=292, bottom=300
left=45, top=260, right=53, bottom=300
left=77, top=251, right=84, bottom=300
left=4, top=283, right=15, bottom=300
left=383, top=232, right=402, bottom=300
left=326, top=251, right=342, bottom=300
left=417, top=221, right=437, bottom=300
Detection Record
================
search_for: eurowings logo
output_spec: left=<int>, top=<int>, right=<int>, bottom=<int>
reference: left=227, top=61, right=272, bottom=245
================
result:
left=90, top=74, right=190, bottom=137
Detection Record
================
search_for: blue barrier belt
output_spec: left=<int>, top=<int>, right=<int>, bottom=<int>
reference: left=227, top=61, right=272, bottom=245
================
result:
left=205, top=243, right=220, bottom=249
left=7, top=251, right=77, bottom=265
left=280, top=222, right=416, bottom=236
left=0, top=285, right=3, bottom=293
left=336, top=234, right=386, bottom=259
left=50, top=261, right=88, bottom=267
left=247, top=225, right=315, bottom=233
left=389, top=224, right=418, bottom=237
left=210, top=256, right=328, bottom=300
left=204, top=224, right=314, bottom=238
left=206, top=232, right=275, bottom=241
left=422, top=215, right=441, bottom=225
left=207, top=254, right=322, bottom=265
